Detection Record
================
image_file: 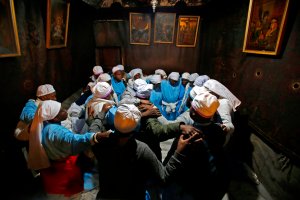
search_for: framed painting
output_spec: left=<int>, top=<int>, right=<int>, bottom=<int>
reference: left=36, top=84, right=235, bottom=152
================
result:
left=242, top=0, right=290, bottom=55
left=0, top=0, right=21, bottom=58
left=129, top=13, right=151, bottom=45
left=176, top=16, right=200, bottom=47
left=46, top=0, right=70, bottom=49
left=154, top=13, right=176, bottom=44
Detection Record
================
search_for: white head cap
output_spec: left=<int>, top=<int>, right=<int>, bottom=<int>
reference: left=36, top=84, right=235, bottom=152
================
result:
left=112, top=65, right=122, bottom=74
left=150, top=74, right=162, bottom=84
left=36, top=84, right=56, bottom=97
left=189, top=73, right=200, bottom=82
left=155, top=69, right=167, bottom=79
left=97, top=73, right=111, bottom=82
left=189, top=86, right=208, bottom=99
left=114, top=104, right=141, bottom=133
left=182, top=72, right=190, bottom=80
left=168, top=72, right=180, bottom=81
left=91, top=82, right=112, bottom=99
left=193, top=75, right=210, bottom=86
left=191, top=92, right=220, bottom=118
left=93, top=66, right=103, bottom=76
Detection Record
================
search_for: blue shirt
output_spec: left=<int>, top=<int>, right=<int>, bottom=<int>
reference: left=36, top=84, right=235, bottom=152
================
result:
left=42, top=123, right=94, bottom=160
left=20, top=99, right=38, bottom=123
left=111, top=76, right=126, bottom=101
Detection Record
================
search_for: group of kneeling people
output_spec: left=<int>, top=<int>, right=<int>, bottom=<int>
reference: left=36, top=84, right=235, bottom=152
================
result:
left=14, top=65, right=241, bottom=200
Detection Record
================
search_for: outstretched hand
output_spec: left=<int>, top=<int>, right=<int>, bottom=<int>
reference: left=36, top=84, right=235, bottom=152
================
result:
left=176, top=132, right=203, bottom=154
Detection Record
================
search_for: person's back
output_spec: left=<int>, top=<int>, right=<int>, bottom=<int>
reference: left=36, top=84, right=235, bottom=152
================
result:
left=92, top=104, right=198, bottom=200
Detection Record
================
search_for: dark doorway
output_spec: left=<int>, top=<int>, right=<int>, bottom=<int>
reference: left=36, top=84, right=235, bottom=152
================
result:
left=95, top=46, right=123, bottom=73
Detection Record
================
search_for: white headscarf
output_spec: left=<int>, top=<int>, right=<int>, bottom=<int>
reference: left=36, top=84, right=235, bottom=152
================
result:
left=36, top=84, right=55, bottom=97
left=168, top=72, right=180, bottom=81
left=189, top=73, right=200, bottom=82
left=93, top=66, right=103, bottom=76
left=193, top=75, right=210, bottom=86
left=28, top=100, right=61, bottom=170
left=87, top=82, right=115, bottom=119
left=150, top=74, right=162, bottom=84
left=114, top=104, right=141, bottom=133
left=97, top=73, right=111, bottom=82
left=112, top=65, right=122, bottom=74
left=116, top=64, right=124, bottom=71
left=191, top=92, right=220, bottom=119
left=203, top=79, right=241, bottom=111
left=182, top=72, right=190, bottom=80
left=130, top=68, right=143, bottom=79
left=92, top=82, right=112, bottom=99
left=133, top=79, right=153, bottom=99
left=189, top=86, right=208, bottom=99
left=155, top=69, right=167, bottom=79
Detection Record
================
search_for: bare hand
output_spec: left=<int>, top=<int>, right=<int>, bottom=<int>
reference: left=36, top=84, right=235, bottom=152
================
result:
left=180, top=125, right=202, bottom=136
left=138, top=103, right=153, bottom=112
left=176, top=132, right=202, bottom=154
left=95, top=130, right=113, bottom=142
left=141, top=107, right=161, bottom=117
left=102, top=103, right=113, bottom=113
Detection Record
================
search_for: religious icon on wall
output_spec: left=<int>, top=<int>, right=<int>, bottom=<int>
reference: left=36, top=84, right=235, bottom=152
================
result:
left=242, top=0, right=290, bottom=55
left=176, top=15, right=200, bottom=47
left=129, top=13, right=151, bottom=45
left=154, top=13, right=176, bottom=44
left=0, top=0, right=21, bottom=58
left=46, top=0, right=70, bottom=49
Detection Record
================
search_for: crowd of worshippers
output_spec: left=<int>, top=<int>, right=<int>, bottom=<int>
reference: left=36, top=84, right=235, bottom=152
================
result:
left=14, top=64, right=241, bottom=200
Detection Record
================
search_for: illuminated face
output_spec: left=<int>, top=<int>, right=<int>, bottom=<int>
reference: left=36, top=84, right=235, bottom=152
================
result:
left=114, top=70, right=123, bottom=81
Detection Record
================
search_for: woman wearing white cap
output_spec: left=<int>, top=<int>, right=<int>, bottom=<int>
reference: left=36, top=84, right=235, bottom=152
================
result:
left=160, top=72, right=185, bottom=120
left=92, top=104, right=200, bottom=200
left=27, top=100, right=110, bottom=198
left=111, top=65, right=126, bottom=101
left=14, top=84, right=57, bottom=141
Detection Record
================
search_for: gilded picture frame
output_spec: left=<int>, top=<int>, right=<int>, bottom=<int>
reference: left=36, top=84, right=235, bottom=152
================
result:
left=0, top=0, right=21, bottom=58
left=46, top=0, right=70, bottom=49
left=154, top=13, right=176, bottom=44
left=176, top=15, right=200, bottom=47
left=242, top=0, right=290, bottom=55
left=129, top=13, right=151, bottom=45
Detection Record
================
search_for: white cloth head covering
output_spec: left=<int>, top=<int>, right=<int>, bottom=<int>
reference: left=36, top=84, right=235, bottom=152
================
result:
left=91, top=82, right=112, bottom=99
left=93, top=66, right=103, bottom=76
left=182, top=72, right=190, bottom=80
left=117, top=64, right=124, bottom=71
left=193, top=75, right=210, bottom=86
left=130, top=68, right=143, bottom=79
left=150, top=74, right=162, bottom=84
left=192, top=92, right=219, bottom=118
left=36, top=84, right=55, bottom=97
left=203, top=79, right=241, bottom=111
left=133, top=79, right=153, bottom=99
left=168, top=72, right=180, bottom=81
left=155, top=69, right=167, bottom=79
left=133, top=79, right=147, bottom=91
left=112, top=65, right=122, bottom=74
left=189, top=73, right=200, bottom=82
left=190, top=86, right=208, bottom=99
left=114, top=104, right=141, bottom=133
left=28, top=100, right=61, bottom=170
left=97, top=73, right=111, bottom=82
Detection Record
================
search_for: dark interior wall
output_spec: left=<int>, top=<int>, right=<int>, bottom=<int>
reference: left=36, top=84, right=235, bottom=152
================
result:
left=200, top=0, right=300, bottom=162
left=0, top=0, right=96, bottom=197
left=93, top=6, right=205, bottom=75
